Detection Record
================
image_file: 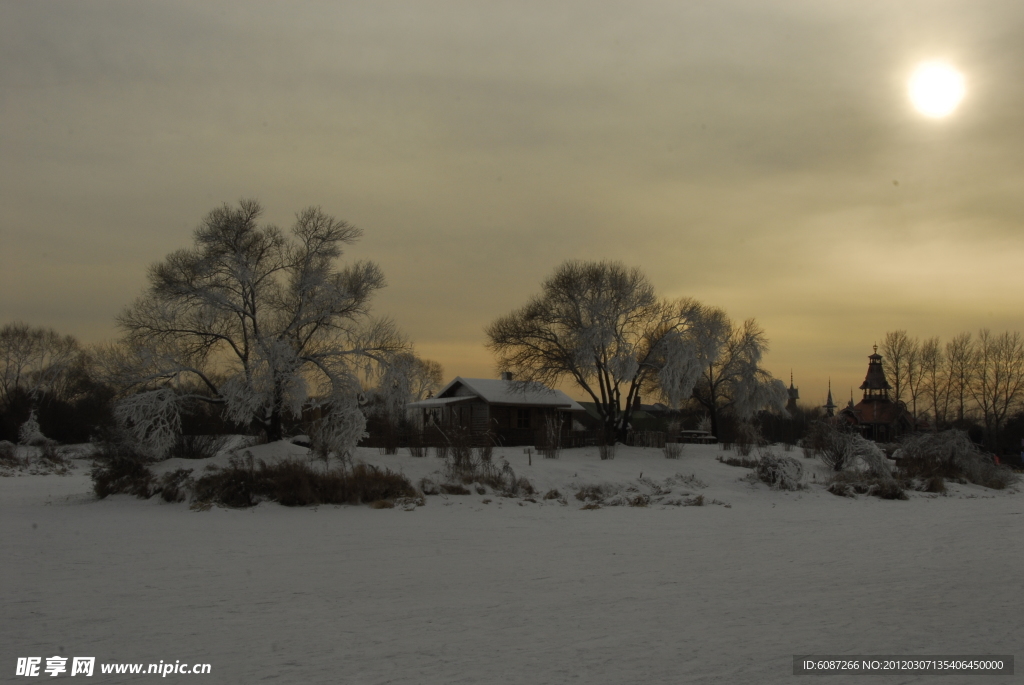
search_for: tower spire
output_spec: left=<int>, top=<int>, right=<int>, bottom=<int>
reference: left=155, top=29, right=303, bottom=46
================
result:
left=823, top=378, right=837, bottom=417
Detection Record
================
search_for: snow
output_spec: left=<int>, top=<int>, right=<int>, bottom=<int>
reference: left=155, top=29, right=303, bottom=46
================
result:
left=415, top=377, right=585, bottom=410
left=3, top=442, right=1021, bottom=684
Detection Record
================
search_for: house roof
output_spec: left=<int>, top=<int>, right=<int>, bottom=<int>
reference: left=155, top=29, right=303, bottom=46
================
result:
left=410, top=377, right=585, bottom=411
left=859, top=348, right=892, bottom=391
left=405, top=396, right=474, bottom=408
left=841, top=399, right=911, bottom=426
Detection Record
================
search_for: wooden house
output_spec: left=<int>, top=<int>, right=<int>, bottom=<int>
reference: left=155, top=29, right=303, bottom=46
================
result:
left=407, top=374, right=585, bottom=445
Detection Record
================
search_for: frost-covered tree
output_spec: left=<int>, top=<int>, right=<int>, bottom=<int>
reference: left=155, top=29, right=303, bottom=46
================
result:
left=18, top=410, right=49, bottom=446
left=487, top=261, right=724, bottom=443
left=689, top=312, right=787, bottom=440
left=112, top=200, right=408, bottom=457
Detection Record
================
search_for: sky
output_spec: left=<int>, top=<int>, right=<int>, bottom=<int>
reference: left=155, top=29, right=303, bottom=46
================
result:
left=3, top=0, right=1024, bottom=407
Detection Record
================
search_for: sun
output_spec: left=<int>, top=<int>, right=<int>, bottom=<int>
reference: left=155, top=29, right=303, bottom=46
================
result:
left=908, top=62, right=965, bottom=118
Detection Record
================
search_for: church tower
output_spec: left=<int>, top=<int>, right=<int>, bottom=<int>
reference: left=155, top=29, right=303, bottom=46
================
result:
left=859, top=345, right=892, bottom=401
left=823, top=379, right=837, bottom=417
left=786, top=371, right=799, bottom=413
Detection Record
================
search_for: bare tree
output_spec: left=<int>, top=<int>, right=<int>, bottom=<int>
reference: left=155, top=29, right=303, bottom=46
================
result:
left=968, top=329, right=1024, bottom=447
left=0, top=322, right=81, bottom=408
left=113, top=200, right=408, bottom=456
left=919, top=336, right=951, bottom=428
left=880, top=330, right=915, bottom=405
left=486, top=261, right=710, bottom=444
left=689, top=313, right=787, bottom=438
left=904, top=335, right=924, bottom=422
left=945, top=332, right=975, bottom=423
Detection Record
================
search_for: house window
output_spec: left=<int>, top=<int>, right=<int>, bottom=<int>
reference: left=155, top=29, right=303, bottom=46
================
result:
left=517, top=408, right=530, bottom=429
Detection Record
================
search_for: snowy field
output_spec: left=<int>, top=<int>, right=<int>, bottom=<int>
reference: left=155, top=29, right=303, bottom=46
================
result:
left=3, top=442, right=1022, bottom=684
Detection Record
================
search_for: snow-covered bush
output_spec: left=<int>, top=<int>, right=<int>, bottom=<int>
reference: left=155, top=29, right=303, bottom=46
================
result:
left=754, top=450, right=803, bottom=490
left=807, top=422, right=876, bottom=472
left=18, top=411, right=50, bottom=446
left=899, top=430, right=1017, bottom=490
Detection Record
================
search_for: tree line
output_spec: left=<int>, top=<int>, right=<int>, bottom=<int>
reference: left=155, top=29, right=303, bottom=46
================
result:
left=879, top=329, right=1024, bottom=449
left=2, top=200, right=793, bottom=456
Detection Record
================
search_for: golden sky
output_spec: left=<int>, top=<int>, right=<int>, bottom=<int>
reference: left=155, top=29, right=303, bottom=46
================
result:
left=3, top=0, right=1024, bottom=406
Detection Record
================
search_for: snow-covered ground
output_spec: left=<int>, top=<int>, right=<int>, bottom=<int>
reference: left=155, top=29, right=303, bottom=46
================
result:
left=3, top=442, right=1021, bottom=684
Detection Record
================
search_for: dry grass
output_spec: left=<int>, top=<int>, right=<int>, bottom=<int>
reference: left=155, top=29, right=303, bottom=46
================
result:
left=191, top=453, right=417, bottom=508
left=663, top=442, right=683, bottom=459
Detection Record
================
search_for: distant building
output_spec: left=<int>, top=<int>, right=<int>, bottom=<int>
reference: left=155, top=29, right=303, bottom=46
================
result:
left=786, top=371, right=799, bottom=413
left=823, top=380, right=837, bottom=418
left=407, top=373, right=585, bottom=445
left=838, top=346, right=915, bottom=441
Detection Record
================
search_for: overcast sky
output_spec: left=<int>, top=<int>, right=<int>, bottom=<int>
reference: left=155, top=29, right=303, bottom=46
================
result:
left=3, top=0, right=1024, bottom=406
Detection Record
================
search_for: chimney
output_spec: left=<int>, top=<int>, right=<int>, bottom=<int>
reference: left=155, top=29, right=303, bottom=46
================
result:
left=500, top=371, right=513, bottom=381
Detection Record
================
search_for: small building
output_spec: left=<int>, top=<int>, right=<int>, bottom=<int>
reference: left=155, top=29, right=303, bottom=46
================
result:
left=407, top=373, right=586, bottom=445
left=838, top=346, right=915, bottom=441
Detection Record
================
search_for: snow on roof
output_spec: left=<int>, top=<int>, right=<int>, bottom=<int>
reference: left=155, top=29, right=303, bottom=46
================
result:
left=406, top=396, right=475, bottom=409
left=425, top=377, right=585, bottom=411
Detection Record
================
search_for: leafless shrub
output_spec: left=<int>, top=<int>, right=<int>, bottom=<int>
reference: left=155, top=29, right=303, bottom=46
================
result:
left=476, top=437, right=494, bottom=463
left=91, top=443, right=156, bottom=499
left=169, top=434, right=228, bottom=460
left=683, top=494, right=705, bottom=506
left=663, top=441, right=683, bottom=459
left=158, top=468, right=195, bottom=503
left=599, top=444, right=616, bottom=460
left=543, top=489, right=561, bottom=500
left=540, top=414, right=562, bottom=459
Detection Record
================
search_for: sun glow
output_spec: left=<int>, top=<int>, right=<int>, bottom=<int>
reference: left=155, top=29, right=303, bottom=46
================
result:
left=909, top=62, right=965, bottom=118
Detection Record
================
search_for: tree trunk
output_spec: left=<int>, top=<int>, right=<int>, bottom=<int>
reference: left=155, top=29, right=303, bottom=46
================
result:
left=266, top=380, right=285, bottom=442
